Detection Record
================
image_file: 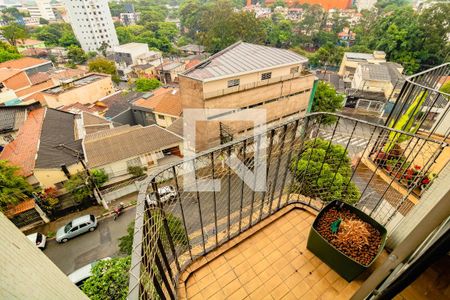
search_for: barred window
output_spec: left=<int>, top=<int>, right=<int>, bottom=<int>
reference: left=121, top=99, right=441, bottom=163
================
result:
left=227, top=79, right=240, bottom=88
left=261, top=72, right=272, bottom=80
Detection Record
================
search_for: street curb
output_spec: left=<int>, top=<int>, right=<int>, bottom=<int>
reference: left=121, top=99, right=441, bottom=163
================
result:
left=45, top=203, right=137, bottom=241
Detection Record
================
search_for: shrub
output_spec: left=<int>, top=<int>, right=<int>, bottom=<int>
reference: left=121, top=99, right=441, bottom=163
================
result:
left=290, top=138, right=360, bottom=204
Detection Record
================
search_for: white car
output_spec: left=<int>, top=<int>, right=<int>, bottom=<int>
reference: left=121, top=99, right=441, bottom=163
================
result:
left=146, top=185, right=177, bottom=206
left=26, top=232, right=47, bottom=249
left=68, top=257, right=111, bottom=287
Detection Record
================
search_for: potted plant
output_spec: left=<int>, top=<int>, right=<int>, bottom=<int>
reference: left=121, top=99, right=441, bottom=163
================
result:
left=307, top=200, right=387, bottom=281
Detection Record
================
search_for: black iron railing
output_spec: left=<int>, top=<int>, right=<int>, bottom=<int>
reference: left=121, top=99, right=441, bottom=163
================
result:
left=128, top=113, right=447, bottom=299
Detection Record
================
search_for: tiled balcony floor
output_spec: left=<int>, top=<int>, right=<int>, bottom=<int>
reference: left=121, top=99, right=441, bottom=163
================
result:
left=179, top=206, right=387, bottom=299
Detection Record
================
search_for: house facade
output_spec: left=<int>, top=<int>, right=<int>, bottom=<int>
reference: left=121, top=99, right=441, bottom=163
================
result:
left=83, top=125, right=183, bottom=180
left=179, top=41, right=315, bottom=151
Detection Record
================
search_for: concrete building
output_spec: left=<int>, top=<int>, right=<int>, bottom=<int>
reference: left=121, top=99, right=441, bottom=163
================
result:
left=16, top=39, right=46, bottom=53
left=38, top=73, right=114, bottom=108
left=26, top=0, right=56, bottom=21
left=354, top=0, right=377, bottom=11
left=111, top=43, right=158, bottom=79
left=338, top=51, right=387, bottom=83
left=179, top=41, right=315, bottom=151
left=347, top=63, right=405, bottom=113
left=63, top=0, right=119, bottom=52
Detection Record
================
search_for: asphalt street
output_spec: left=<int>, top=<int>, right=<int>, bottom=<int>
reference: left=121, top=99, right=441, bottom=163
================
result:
left=43, top=207, right=136, bottom=275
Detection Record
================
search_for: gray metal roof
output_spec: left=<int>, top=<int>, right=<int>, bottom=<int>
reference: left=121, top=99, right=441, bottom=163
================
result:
left=182, top=42, right=308, bottom=81
left=35, top=109, right=82, bottom=169
left=0, top=107, right=27, bottom=133
left=360, top=63, right=405, bottom=86
left=345, top=52, right=374, bottom=60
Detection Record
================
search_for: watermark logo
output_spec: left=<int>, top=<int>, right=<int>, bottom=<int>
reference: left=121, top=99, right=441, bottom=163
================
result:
left=183, top=108, right=267, bottom=192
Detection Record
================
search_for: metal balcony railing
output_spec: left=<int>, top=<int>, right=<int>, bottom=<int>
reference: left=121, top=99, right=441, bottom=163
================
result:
left=128, top=113, right=448, bottom=299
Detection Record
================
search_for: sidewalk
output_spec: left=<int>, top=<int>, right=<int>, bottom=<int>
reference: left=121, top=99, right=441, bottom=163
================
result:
left=24, top=192, right=138, bottom=236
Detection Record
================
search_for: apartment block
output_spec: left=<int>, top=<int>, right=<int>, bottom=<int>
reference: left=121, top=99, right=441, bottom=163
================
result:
left=26, top=0, right=56, bottom=21
left=179, top=41, right=315, bottom=151
left=63, top=0, right=119, bottom=52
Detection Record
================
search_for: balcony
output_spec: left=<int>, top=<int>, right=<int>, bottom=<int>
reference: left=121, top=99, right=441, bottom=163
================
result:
left=128, top=113, right=449, bottom=299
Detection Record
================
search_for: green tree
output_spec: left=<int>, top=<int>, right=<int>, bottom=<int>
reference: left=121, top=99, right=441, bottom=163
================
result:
left=64, top=170, right=108, bottom=202
left=134, top=77, right=161, bottom=92
left=0, top=23, right=27, bottom=46
left=290, top=138, right=360, bottom=204
left=0, top=160, right=34, bottom=212
left=311, top=81, right=345, bottom=125
left=82, top=256, right=131, bottom=300
left=67, top=45, right=87, bottom=64
left=88, top=57, right=120, bottom=83
left=440, top=81, right=450, bottom=98
left=119, top=212, right=188, bottom=256
left=0, top=41, right=21, bottom=63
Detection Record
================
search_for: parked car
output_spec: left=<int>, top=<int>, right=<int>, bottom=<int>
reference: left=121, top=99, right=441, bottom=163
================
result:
left=26, top=232, right=47, bottom=249
left=56, top=214, right=97, bottom=243
left=68, top=257, right=111, bottom=287
left=146, top=185, right=177, bottom=206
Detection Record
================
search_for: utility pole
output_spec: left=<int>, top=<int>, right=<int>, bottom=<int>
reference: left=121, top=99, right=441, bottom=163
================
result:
left=56, top=144, right=108, bottom=209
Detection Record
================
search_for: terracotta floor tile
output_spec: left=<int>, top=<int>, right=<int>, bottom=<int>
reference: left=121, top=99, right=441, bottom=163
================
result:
left=179, top=208, right=386, bottom=300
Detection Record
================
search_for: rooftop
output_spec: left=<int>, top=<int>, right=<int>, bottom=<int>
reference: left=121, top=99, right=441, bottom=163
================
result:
left=35, top=109, right=82, bottom=169
left=83, top=125, right=182, bottom=168
left=0, top=68, right=22, bottom=82
left=96, top=91, right=145, bottom=119
left=182, top=41, right=308, bottom=81
left=42, top=74, right=107, bottom=95
left=133, top=87, right=182, bottom=117
left=359, top=63, right=404, bottom=86
left=0, top=106, right=28, bottom=134
left=0, top=108, right=45, bottom=176
left=179, top=44, right=205, bottom=52
left=0, top=57, right=51, bottom=71
left=112, top=42, right=148, bottom=53
left=157, top=61, right=184, bottom=71
left=16, top=39, right=44, bottom=47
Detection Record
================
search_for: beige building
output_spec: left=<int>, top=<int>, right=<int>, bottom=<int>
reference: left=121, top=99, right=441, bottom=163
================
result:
left=351, top=63, right=405, bottom=99
left=39, top=74, right=114, bottom=108
left=338, top=51, right=387, bottom=82
left=179, top=41, right=315, bottom=151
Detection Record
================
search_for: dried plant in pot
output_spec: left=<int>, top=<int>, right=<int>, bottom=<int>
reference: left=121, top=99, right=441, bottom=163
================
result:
left=307, top=200, right=387, bottom=281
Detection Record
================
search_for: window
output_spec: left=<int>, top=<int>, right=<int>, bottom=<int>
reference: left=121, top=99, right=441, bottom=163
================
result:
left=261, top=72, right=272, bottom=80
left=158, top=115, right=165, bottom=120
left=290, top=66, right=299, bottom=74
left=227, top=78, right=240, bottom=88
left=79, top=223, right=88, bottom=229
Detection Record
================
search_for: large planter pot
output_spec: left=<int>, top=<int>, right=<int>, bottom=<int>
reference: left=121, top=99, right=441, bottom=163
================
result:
left=307, top=200, right=387, bottom=282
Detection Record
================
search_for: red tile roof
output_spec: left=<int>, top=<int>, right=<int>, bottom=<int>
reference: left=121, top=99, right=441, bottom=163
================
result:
left=0, top=68, right=22, bottom=82
left=5, top=199, right=35, bottom=217
left=16, top=80, right=54, bottom=97
left=185, top=59, right=201, bottom=70
left=133, top=87, right=182, bottom=117
left=28, top=72, right=51, bottom=85
left=0, top=108, right=45, bottom=177
left=0, top=57, right=50, bottom=70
